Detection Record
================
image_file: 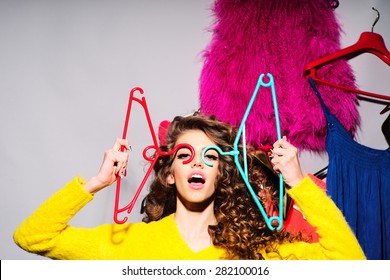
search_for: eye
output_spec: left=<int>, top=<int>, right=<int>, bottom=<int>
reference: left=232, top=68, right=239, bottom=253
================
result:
left=204, top=152, right=219, bottom=161
left=176, top=148, right=192, bottom=160
left=177, top=153, right=191, bottom=160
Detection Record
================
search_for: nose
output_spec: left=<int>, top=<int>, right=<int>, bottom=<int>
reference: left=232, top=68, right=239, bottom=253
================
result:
left=191, top=156, right=204, bottom=168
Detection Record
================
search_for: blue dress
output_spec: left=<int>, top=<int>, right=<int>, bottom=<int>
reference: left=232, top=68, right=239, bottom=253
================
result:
left=309, top=78, right=390, bottom=260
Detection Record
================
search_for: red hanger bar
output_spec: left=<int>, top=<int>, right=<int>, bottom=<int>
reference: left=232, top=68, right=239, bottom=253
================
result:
left=304, top=31, right=390, bottom=113
left=304, top=32, right=390, bottom=72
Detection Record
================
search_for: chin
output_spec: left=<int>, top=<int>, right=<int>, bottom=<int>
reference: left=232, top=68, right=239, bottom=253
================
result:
left=177, top=190, right=216, bottom=211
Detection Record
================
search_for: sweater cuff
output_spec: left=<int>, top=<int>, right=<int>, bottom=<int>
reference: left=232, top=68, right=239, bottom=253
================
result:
left=57, top=176, right=94, bottom=211
left=286, top=175, right=326, bottom=207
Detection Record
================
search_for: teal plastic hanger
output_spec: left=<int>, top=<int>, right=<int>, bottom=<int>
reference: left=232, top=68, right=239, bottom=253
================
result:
left=202, top=73, right=284, bottom=230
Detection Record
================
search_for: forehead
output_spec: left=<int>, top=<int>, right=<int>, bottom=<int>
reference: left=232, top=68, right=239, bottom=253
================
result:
left=175, top=129, right=216, bottom=147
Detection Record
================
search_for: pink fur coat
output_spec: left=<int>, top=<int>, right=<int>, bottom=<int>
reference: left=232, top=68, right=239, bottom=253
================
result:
left=199, top=0, right=359, bottom=152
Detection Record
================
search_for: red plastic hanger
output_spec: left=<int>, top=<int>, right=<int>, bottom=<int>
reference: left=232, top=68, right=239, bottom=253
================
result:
left=114, top=87, right=195, bottom=224
left=303, top=7, right=390, bottom=114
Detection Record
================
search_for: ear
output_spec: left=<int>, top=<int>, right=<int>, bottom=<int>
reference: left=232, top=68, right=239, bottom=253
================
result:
left=166, top=173, right=175, bottom=185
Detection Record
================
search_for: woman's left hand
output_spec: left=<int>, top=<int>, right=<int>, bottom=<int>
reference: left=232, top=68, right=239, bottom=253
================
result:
left=270, top=136, right=304, bottom=188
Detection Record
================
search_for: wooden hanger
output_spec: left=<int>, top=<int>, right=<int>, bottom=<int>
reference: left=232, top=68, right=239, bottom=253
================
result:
left=303, top=7, right=390, bottom=114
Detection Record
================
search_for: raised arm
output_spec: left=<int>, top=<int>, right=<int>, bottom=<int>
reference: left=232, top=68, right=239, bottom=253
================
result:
left=84, top=138, right=130, bottom=194
left=268, top=137, right=365, bottom=259
left=14, top=139, right=130, bottom=259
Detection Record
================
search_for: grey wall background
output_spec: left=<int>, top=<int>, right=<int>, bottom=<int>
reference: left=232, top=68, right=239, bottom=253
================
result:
left=1, top=0, right=389, bottom=259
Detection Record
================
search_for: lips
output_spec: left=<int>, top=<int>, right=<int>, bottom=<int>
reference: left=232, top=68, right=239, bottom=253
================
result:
left=187, top=172, right=206, bottom=189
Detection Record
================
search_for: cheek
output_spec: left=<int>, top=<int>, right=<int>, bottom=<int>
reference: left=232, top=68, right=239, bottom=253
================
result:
left=215, top=163, right=224, bottom=182
left=215, top=162, right=221, bottom=175
left=210, top=165, right=221, bottom=181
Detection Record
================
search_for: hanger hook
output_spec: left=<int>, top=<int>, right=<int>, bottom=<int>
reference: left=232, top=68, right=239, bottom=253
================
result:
left=371, top=7, right=380, bottom=32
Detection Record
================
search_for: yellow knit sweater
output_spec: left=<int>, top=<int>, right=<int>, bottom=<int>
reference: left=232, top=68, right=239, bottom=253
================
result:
left=14, top=176, right=366, bottom=260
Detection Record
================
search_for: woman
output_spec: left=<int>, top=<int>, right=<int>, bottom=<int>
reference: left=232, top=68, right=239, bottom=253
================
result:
left=13, top=113, right=365, bottom=259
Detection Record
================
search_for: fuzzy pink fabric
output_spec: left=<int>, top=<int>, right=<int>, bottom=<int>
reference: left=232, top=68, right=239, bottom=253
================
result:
left=199, top=0, right=360, bottom=152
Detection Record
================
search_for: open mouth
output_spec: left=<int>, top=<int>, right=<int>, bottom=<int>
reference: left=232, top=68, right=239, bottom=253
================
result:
left=188, top=174, right=206, bottom=184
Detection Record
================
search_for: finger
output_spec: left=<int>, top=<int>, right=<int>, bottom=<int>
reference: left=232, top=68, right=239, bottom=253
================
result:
left=270, top=156, right=283, bottom=170
left=103, top=149, right=126, bottom=171
left=109, top=142, right=130, bottom=162
left=113, top=151, right=129, bottom=177
left=273, top=136, right=290, bottom=148
left=273, top=142, right=298, bottom=158
left=112, top=138, right=131, bottom=152
left=271, top=145, right=288, bottom=158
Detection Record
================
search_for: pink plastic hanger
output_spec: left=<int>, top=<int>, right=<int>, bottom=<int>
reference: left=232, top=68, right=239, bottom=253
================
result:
left=303, top=7, right=390, bottom=114
left=114, top=87, right=194, bottom=224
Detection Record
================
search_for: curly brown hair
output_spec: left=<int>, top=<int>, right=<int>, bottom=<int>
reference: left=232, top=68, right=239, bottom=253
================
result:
left=142, top=113, right=300, bottom=259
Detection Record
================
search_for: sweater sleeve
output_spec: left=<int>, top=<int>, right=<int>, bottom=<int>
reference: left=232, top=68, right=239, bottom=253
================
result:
left=273, top=175, right=366, bottom=260
left=13, top=177, right=108, bottom=259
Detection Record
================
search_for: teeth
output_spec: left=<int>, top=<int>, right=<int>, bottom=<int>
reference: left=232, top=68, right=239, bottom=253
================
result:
left=188, top=174, right=205, bottom=184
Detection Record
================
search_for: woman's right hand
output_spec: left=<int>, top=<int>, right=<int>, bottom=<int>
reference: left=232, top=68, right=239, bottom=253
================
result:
left=84, top=138, right=130, bottom=194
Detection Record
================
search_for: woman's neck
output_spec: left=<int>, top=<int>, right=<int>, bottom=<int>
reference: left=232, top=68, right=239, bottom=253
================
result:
left=174, top=201, right=217, bottom=252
